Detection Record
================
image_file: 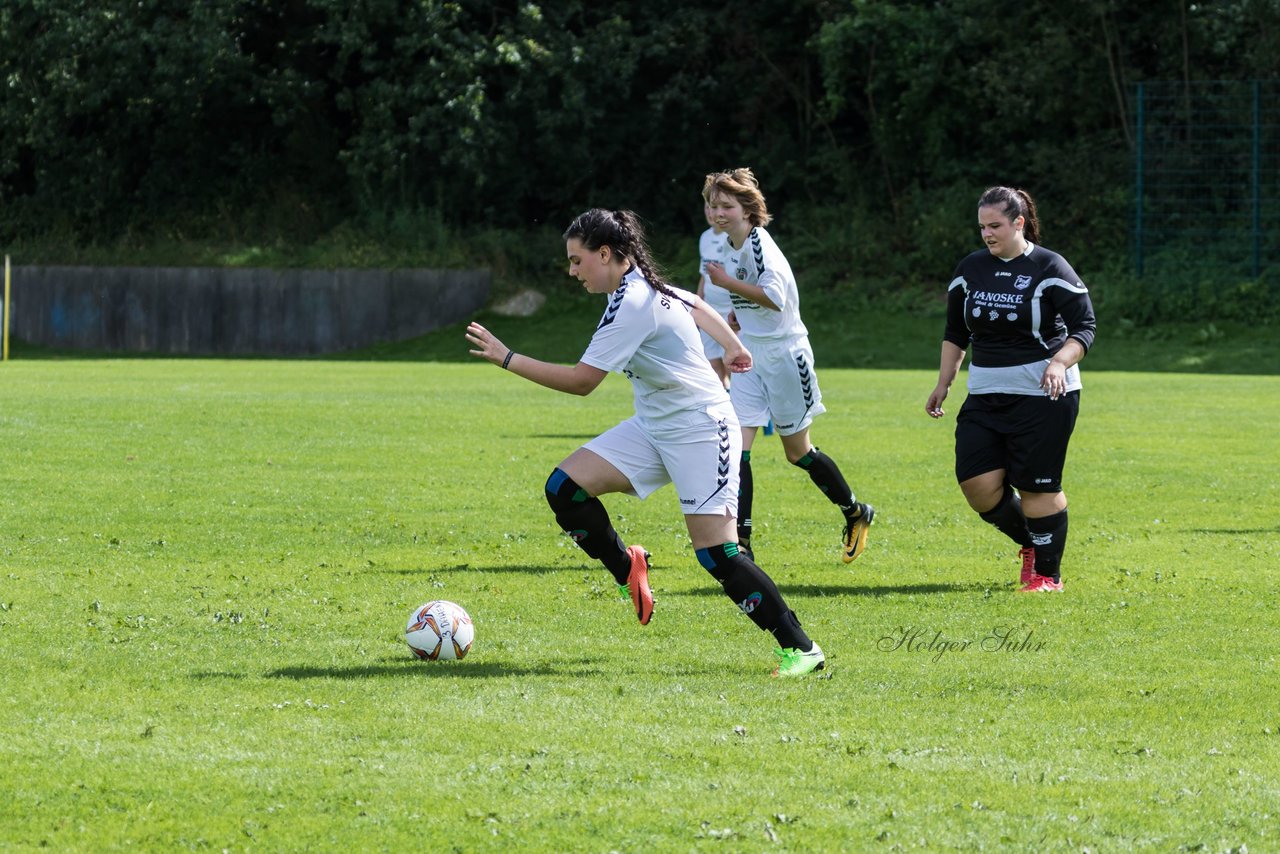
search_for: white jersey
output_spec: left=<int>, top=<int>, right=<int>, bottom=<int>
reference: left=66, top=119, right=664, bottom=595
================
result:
left=720, top=226, right=808, bottom=343
left=580, top=267, right=731, bottom=423
left=698, top=227, right=733, bottom=318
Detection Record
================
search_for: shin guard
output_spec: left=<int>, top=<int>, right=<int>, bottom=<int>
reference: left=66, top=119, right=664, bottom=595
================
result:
left=793, top=448, right=856, bottom=515
left=696, top=543, right=811, bottom=651
left=1027, top=510, right=1069, bottom=582
left=737, top=451, right=754, bottom=548
left=545, top=468, right=630, bottom=583
left=979, top=485, right=1034, bottom=548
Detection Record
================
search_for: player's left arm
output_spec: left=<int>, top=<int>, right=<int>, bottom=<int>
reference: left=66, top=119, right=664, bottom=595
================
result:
left=466, top=322, right=608, bottom=395
left=1040, top=277, right=1096, bottom=399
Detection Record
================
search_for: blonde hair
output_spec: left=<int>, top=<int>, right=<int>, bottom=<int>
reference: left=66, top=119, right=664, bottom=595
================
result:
left=702, top=167, right=772, bottom=228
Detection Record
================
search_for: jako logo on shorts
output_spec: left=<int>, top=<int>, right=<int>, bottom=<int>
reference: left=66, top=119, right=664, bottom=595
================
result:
left=739, top=592, right=762, bottom=614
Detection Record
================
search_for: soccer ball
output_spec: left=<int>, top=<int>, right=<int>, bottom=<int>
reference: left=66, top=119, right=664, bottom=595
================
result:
left=405, top=600, right=474, bottom=661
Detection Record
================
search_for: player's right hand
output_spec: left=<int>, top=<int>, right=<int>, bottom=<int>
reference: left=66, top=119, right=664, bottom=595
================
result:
left=465, top=322, right=507, bottom=366
left=925, top=386, right=948, bottom=418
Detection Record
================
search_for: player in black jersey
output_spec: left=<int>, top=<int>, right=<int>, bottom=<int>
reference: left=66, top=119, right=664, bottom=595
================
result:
left=925, top=187, right=1096, bottom=592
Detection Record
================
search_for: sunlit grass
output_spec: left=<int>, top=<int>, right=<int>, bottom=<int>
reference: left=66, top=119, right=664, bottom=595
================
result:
left=0, top=361, right=1276, bottom=850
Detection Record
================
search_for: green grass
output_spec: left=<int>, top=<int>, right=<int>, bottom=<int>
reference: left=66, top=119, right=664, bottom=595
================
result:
left=1, top=360, right=1278, bottom=851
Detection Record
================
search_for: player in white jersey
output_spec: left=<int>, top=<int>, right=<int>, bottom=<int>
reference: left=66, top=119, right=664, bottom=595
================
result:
left=926, top=187, right=1096, bottom=593
left=703, top=168, right=876, bottom=565
left=695, top=202, right=733, bottom=388
left=466, top=208, right=825, bottom=676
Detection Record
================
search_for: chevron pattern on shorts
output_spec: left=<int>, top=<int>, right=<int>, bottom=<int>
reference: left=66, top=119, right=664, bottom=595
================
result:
left=796, top=352, right=815, bottom=408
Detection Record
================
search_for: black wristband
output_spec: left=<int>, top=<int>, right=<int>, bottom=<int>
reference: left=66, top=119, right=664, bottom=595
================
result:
left=501, top=350, right=515, bottom=370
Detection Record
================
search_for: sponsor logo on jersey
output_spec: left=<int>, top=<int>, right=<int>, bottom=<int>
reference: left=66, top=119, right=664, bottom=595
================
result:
left=1014, top=275, right=1033, bottom=290
left=988, top=310, right=999, bottom=320
left=1007, top=312, right=1018, bottom=321
left=680, top=498, right=696, bottom=506
left=972, top=291, right=1024, bottom=304
left=995, top=271, right=1012, bottom=277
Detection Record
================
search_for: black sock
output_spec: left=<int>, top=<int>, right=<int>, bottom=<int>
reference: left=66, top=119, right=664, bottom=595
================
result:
left=979, top=485, right=1033, bottom=548
left=695, top=543, right=811, bottom=651
left=793, top=447, right=857, bottom=517
left=1026, top=510, right=1069, bottom=582
left=737, top=450, right=753, bottom=547
left=544, top=468, right=631, bottom=584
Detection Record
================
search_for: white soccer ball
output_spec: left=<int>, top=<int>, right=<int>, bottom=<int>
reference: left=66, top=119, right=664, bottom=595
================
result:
left=405, top=600, right=474, bottom=661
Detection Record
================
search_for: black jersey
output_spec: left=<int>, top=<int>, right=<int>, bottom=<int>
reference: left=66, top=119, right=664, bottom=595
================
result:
left=943, top=243, right=1096, bottom=369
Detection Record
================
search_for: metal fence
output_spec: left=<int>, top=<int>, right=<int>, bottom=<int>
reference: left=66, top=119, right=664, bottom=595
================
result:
left=1134, top=80, right=1280, bottom=278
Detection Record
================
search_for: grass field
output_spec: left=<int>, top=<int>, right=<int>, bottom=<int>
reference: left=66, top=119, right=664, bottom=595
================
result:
left=1, top=358, right=1277, bottom=851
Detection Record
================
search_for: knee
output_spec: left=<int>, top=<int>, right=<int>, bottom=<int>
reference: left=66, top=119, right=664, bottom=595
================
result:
left=1022, top=490, right=1068, bottom=517
left=786, top=447, right=813, bottom=467
left=545, top=468, right=583, bottom=512
left=696, top=543, right=741, bottom=582
left=960, top=480, right=1003, bottom=514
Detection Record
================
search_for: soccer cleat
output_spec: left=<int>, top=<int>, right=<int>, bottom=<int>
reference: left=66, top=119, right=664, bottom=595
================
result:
left=1018, top=547, right=1037, bottom=586
left=1019, top=573, right=1063, bottom=593
left=841, top=503, right=876, bottom=563
left=625, top=545, right=654, bottom=625
left=772, top=643, right=826, bottom=677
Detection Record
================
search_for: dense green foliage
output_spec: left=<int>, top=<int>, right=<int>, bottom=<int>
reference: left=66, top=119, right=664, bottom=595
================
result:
left=1, top=361, right=1278, bottom=848
left=5, top=0, right=1280, bottom=291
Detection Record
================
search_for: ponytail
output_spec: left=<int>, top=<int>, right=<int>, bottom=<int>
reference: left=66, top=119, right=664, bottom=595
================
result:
left=978, top=186, right=1041, bottom=244
left=563, top=209, right=692, bottom=306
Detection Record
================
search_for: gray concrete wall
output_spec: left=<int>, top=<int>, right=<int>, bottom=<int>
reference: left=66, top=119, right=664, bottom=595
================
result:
left=8, top=266, right=490, bottom=355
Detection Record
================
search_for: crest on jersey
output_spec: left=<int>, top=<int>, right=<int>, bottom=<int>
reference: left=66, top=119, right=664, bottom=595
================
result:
left=1014, top=275, right=1032, bottom=290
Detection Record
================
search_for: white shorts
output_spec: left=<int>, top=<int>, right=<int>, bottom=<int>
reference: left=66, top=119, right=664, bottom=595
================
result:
left=699, top=328, right=726, bottom=361
left=583, top=403, right=741, bottom=516
left=730, top=337, right=826, bottom=435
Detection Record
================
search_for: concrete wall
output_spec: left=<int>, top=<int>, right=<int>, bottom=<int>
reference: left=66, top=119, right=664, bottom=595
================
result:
left=8, top=266, right=490, bottom=356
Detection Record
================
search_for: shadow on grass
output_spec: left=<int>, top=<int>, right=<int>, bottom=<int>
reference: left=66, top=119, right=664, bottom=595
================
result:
left=675, top=581, right=994, bottom=598
left=1189, top=527, right=1280, bottom=535
left=372, top=563, right=567, bottom=575
left=257, top=658, right=604, bottom=680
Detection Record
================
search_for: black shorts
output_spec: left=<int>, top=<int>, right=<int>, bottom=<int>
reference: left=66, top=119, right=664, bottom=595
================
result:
left=954, top=391, right=1080, bottom=492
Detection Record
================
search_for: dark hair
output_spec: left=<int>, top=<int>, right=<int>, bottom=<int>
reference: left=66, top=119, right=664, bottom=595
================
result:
left=563, top=208, right=690, bottom=305
left=978, top=186, right=1041, bottom=244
